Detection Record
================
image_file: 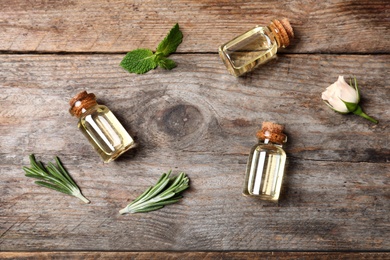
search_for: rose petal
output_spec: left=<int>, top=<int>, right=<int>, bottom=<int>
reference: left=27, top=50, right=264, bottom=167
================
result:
left=328, top=96, right=348, bottom=112
left=336, top=76, right=359, bottom=103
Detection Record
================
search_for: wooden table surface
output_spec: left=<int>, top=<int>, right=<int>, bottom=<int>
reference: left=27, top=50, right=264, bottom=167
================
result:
left=1, top=0, right=389, bottom=259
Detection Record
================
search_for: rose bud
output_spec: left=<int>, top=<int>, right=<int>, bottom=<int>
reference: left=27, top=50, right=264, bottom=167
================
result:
left=322, top=76, right=378, bottom=123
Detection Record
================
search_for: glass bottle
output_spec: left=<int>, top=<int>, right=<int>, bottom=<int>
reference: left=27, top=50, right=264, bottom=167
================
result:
left=219, top=18, right=294, bottom=77
left=243, top=122, right=287, bottom=201
left=69, top=91, right=136, bottom=163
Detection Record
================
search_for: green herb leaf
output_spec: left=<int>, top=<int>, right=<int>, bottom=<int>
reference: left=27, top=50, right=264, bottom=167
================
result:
left=119, top=171, right=189, bottom=214
left=120, top=49, right=157, bottom=74
left=156, top=23, right=183, bottom=56
left=22, top=154, right=90, bottom=204
left=157, top=57, right=177, bottom=70
left=120, top=23, right=183, bottom=74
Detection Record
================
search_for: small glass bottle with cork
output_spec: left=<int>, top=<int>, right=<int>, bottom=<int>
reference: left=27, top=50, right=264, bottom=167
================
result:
left=219, top=18, right=294, bottom=77
left=69, top=91, right=136, bottom=163
left=243, top=122, right=287, bottom=201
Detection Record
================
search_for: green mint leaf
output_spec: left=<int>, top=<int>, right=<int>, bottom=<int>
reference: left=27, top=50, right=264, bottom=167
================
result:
left=120, top=48, right=157, bottom=74
left=121, top=23, right=183, bottom=74
left=157, top=57, right=177, bottom=70
left=156, top=23, right=183, bottom=56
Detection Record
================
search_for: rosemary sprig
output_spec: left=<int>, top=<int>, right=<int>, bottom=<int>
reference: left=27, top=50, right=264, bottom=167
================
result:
left=22, top=154, right=90, bottom=204
left=119, top=171, right=189, bottom=214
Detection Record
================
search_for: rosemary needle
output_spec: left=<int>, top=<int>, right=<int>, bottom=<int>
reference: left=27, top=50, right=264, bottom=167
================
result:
left=22, top=154, right=90, bottom=204
left=119, top=171, right=189, bottom=214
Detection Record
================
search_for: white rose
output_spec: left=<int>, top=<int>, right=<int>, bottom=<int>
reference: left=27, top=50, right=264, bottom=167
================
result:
left=321, top=76, right=378, bottom=123
left=321, top=76, right=359, bottom=113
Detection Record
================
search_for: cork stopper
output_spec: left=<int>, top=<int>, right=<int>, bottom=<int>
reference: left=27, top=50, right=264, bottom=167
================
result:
left=69, top=91, right=97, bottom=117
left=271, top=18, right=294, bottom=48
left=256, top=122, right=287, bottom=144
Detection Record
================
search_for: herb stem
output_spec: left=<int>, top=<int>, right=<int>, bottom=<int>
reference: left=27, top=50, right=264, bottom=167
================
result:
left=119, top=208, right=129, bottom=215
left=73, top=188, right=91, bottom=204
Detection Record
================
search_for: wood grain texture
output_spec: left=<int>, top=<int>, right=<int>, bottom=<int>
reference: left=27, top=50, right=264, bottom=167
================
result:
left=0, top=54, right=389, bottom=251
left=1, top=252, right=390, bottom=260
left=0, top=0, right=389, bottom=53
left=1, top=0, right=389, bottom=254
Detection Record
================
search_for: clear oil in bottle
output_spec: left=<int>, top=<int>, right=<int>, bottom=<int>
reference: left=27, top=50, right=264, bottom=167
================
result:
left=243, top=122, right=287, bottom=201
left=69, top=91, right=135, bottom=163
left=219, top=18, right=294, bottom=77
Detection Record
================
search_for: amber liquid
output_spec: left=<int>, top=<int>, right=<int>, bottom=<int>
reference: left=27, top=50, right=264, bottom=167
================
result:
left=219, top=26, right=278, bottom=77
left=79, top=105, right=135, bottom=163
left=243, top=141, right=286, bottom=201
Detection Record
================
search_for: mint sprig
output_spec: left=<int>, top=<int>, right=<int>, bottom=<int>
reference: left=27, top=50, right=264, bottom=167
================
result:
left=120, top=23, right=183, bottom=74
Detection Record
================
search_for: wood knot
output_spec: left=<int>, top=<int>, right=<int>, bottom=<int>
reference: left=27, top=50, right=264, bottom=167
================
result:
left=158, top=104, right=203, bottom=137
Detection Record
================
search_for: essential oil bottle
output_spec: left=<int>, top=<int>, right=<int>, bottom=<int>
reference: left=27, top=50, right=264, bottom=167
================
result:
left=219, top=18, right=294, bottom=77
left=69, top=91, right=135, bottom=163
left=243, top=122, right=287, bottom=201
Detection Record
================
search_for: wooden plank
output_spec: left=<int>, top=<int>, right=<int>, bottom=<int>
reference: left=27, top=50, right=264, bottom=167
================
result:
left=0, top=54, right=388, bottom=162
left=0, top=54, right=389, bottom=251
left=1, top=252, right=390, bottom=259
left=0, top=0, right=389, bottom=53
left=2, top=160, right=389, bottom=250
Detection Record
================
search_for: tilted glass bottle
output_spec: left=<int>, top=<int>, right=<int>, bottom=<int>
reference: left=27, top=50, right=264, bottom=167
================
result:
left=219, top=18, right=294, bottom=77
left=69, top=91, right=136, bottom=163
left=243, top=122, right=287, bottom=201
